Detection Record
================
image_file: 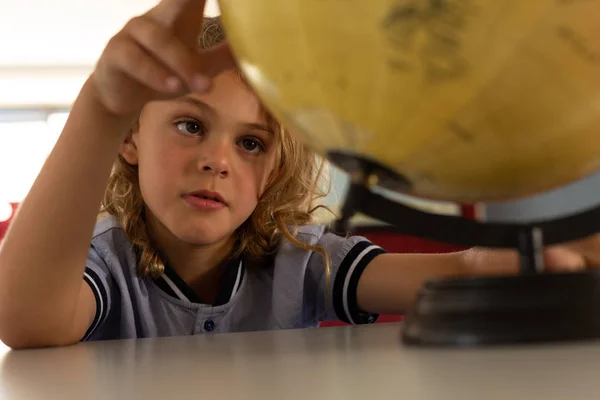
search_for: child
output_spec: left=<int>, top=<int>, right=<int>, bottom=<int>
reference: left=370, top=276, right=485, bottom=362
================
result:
left=0, top=0, right=596, bottom=349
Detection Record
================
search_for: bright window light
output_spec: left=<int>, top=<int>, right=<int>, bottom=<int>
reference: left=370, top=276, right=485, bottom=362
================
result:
left=0, top=112, right=67, bottom=203
left=0, top=75, right=86, bottom=109
left=0, top=202, right=13, bottom=223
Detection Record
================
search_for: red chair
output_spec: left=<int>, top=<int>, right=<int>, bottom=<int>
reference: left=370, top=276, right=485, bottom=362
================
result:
left=0, top=203, right=18, bottom=242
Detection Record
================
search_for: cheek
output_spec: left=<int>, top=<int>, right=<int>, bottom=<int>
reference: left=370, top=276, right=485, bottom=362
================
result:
left=237, top=168, right=264, bottom=200
left=257, top=153, right=279, bottom=195
left=234, top=159, right=275, bottom=207
left=138, top=142, right=185, bottom=195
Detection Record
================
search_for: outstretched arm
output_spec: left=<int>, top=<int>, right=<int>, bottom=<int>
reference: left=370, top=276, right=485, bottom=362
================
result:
left=357, top=243, right=591, bottom=315
left=357, top=251, right=469, bottom=315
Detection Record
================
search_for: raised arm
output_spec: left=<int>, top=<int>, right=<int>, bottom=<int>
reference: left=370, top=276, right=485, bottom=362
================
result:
left=0, top=83, right=130, bottom=348
left=0, top=0, right=234, bottom=349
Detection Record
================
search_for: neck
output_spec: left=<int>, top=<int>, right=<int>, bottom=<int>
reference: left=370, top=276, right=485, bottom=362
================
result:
left=163, top=237, right=235, bottom=282
left=146, top=213, right=236, bottom=287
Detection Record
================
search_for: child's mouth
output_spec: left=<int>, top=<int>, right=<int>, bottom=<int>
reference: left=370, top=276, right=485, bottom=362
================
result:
left=183, top=190, right=228, bottom=210
left=183, top=194, right=226, bottom=211
left=195, top=194, right=221, bottom=203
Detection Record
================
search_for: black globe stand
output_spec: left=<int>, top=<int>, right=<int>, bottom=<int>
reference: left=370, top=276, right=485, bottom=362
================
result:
left=402, top=229, right=600, bottom=347
left=331, top=157, right=600, bottom=347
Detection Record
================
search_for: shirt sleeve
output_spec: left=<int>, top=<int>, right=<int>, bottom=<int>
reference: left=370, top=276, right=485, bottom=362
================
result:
left=307, top=231, right=387, bottom=325
left=81, top=244, right=114, bottom=341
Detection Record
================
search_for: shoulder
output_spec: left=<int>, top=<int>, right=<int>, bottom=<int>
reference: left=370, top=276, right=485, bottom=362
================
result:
left=277, top=224, right=384, bottom=266
left=290, top=224, right=377, bottom=250
left=285, top=224, right=358, bottom=244
left=91, top=214, right=130, bottom=250
left=88, top=214, right=136, bottom=270
left=273, top=225, right=386, bottom=325
left=92, top=214, right=125, bottom=239
left=291, top=224, right=327, bottom=244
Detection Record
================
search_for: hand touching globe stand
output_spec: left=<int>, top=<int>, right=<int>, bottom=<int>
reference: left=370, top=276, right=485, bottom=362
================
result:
left=217, top=0, right=600, bottom=346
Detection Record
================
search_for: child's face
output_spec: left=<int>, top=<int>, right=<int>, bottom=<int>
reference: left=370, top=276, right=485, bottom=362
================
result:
left=122, top=71, right=278, bottom=247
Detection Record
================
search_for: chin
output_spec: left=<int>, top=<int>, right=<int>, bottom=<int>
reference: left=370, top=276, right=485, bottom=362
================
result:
left=173, top=221, right=234, bottom=246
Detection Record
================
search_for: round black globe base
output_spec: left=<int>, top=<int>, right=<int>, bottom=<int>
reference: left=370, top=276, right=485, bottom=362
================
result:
left=402, top=270, right=600, bottom=347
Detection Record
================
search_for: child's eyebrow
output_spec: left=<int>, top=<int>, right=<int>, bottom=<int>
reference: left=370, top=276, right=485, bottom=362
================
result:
left=240, top=123, right=273, bottom=136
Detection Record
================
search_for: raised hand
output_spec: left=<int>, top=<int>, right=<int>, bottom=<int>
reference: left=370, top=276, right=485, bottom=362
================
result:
left=91, top=0, right=235, bottom=118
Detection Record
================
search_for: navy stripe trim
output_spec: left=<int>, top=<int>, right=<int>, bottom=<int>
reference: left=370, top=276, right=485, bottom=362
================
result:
left=82, top=267, right=109, bottom=341
left=163, top=263, right=203, bottom=303
left=154, top=277, right=178, bottom=298
left=333, top=241, right=386, bottom=324
left=158, top=255, right=245, bottom=306
left=214, top=256, right=244, bottom=306
left=346, top=246, right=386, bottom=324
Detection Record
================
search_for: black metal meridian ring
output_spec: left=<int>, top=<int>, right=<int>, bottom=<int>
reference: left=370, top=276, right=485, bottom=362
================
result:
left=343, top=182, right=600, bottom=248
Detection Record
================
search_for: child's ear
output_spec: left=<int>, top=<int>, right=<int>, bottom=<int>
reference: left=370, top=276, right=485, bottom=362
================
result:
left=120, top=131, right=139, bottom=165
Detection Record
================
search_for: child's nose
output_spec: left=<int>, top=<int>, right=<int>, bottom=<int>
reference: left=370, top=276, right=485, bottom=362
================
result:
left=201, top=162, right=228, bottom=176
left=198, top=140, right=231, bottom=177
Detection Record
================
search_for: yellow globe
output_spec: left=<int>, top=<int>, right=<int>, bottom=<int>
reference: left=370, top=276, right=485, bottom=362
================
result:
left=218, top=0, right=600, bottom=203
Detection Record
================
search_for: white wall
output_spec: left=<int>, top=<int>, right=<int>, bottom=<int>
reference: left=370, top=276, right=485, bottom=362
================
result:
left=0, top=0, right=220, bottom=108
left=0, top=0, right=220, bottom=66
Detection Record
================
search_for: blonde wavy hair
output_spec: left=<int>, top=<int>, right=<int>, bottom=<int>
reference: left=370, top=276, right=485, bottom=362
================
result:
left=100, top=17, right=334, bottom=284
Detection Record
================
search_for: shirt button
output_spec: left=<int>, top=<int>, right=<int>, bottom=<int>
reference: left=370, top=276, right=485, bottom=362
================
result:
left=204, top=319, right=215, bottom=332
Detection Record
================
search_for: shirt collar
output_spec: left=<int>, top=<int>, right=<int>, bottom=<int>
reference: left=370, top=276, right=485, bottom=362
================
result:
left=154, top=253, right=245, bottom=306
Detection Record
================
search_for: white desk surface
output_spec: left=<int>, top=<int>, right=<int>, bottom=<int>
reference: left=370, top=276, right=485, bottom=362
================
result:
left=1, top=322, right=599, bottom=399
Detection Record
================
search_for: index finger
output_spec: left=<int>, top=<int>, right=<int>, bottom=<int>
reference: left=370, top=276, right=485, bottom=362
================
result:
left=146, top=0, right=207, bottom=47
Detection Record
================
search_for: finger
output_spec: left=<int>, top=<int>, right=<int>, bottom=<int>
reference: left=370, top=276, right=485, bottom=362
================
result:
left=544, top=247, right=586, bottom=272
left=199, top=41, right=238, bottom=77
left=125, top=16, right=210, bottom=92
left=562, top=233, right=600, bottom=267
left=107, top=35, right=184, bottom=95
left=146, top=0, right=206, bottom=47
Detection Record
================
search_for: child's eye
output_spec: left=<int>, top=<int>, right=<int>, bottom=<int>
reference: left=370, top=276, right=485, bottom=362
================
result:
left=174, top=119, right=205, bottom=136
left=238, top=137, right=265, bottom=153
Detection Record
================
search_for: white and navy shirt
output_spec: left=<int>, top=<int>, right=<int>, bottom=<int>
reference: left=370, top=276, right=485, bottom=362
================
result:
left=82, top=216, right=387, bottom=341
